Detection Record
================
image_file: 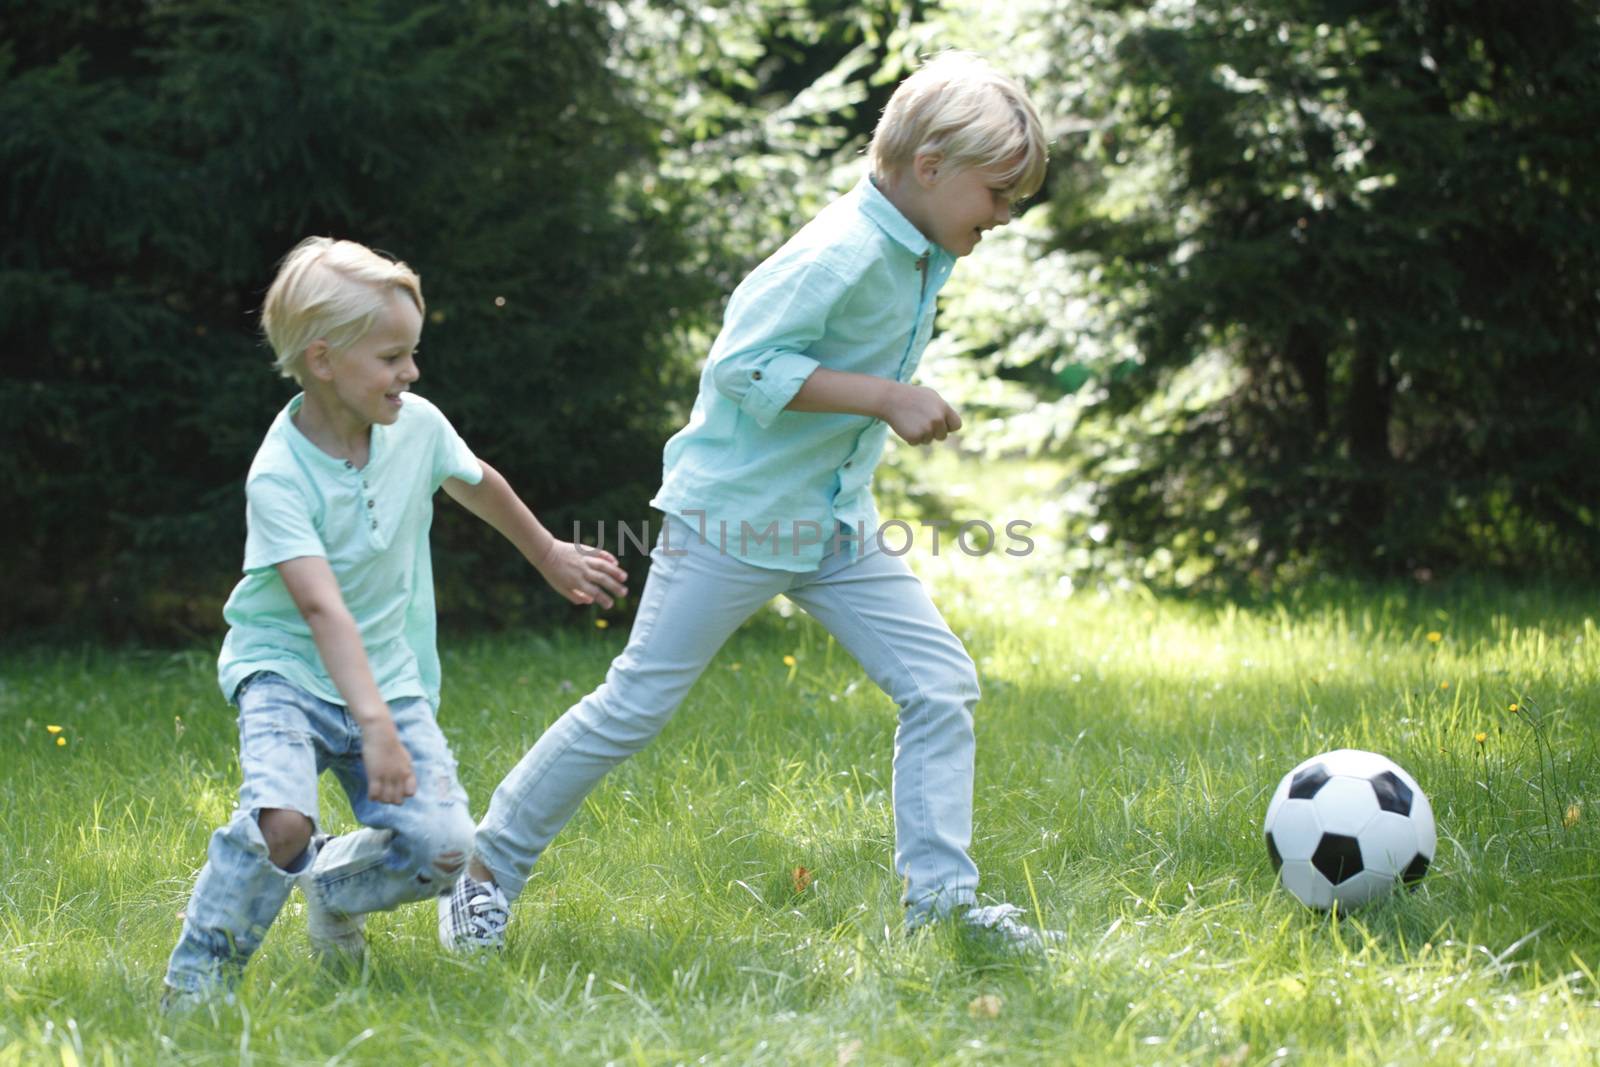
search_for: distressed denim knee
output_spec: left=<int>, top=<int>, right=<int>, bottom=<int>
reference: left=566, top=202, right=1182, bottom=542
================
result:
left=257, top=808, right=315, bottom=870
left=411, top=806, right=476, bottom=886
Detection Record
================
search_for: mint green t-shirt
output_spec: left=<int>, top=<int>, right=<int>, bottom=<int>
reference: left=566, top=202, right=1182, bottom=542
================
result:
left=216, top=392, right=483, bottom=708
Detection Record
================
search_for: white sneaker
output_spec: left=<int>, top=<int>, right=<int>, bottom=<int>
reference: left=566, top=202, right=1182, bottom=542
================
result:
left=438, top=872, right=510, bottom=953
left=962, top=903, right=1064, bottom=950
left=297, top=836, right=366, bottom=966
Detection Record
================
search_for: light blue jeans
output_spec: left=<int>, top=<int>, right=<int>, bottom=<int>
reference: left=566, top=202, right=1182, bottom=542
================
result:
left=165, top=672, right=475, bottom=994
left=476, top=516, right=981, bottom=925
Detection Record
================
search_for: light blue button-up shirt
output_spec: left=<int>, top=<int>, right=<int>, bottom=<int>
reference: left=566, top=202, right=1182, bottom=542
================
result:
left=652, top=176, right=957, bottom=571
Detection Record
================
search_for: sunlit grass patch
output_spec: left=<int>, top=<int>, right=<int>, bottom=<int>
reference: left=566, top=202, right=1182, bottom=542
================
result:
left=4, top=545, right=1600, bottom=1061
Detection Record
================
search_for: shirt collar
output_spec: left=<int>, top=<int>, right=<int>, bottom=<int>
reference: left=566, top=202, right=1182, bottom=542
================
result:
left=279, top=392, right=380, bottom=472
left=856, top=175, right=933, bottom=257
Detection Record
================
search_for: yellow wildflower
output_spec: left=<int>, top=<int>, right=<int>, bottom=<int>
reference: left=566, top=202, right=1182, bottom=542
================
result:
left=783, top=655, right=796, bottom=667
left=1474, top=731, right=1488, bottom=744
left=1439, top=681, right=1450, bottom=690
left=1565, top=803, right=1582, bottom=829
left=56, top=737, right=66, bottom=747
left=595, top=618, right=609, bottom=630
left=1426, top=631, right=1442, bottom=643
left=45, top=725, right=62, bottom=734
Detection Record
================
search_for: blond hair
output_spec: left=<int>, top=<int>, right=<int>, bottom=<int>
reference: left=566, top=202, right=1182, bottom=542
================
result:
left=869, top=52, right=1048, bottom=200
left=261, top=237, right=425, bottom=382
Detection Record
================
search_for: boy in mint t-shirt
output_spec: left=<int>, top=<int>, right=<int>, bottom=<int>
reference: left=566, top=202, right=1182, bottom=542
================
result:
left=163, top=237, right=627, bottom=1006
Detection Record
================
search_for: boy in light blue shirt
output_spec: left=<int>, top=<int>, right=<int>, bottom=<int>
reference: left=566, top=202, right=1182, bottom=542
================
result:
left=163, top=237, right=627, bottom=1007
left=442, top=54, right=1059, bottom=949
left=653, top=169, right=960, bottom=566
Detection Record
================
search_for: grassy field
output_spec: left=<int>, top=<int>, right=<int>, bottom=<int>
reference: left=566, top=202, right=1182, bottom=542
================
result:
left=4, top=529, right=1600, bottom=1063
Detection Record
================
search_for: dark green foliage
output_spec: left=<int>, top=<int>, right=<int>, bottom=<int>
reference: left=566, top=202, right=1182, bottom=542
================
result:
left=1, top=0, right=709, bottom=638
left=1034, top=0, right=1600, bottom=584
left=11, top=0, right=1595, bottom=638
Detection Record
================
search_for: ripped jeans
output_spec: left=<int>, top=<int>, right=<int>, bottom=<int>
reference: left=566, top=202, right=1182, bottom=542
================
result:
left=164, top=672, right=474, bottom=994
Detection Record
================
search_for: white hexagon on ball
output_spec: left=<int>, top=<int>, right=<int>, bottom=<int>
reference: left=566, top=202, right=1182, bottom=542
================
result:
left=1263, top=748, right=1437, bottom=911
left=1360, top=811, right=1421, bottom=878
left=1310, top=775, right=1381, bottom=836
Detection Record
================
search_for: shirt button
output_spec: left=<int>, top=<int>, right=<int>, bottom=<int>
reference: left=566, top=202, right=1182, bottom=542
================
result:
left=370, top=520, right=379, bottom=530
left=751, top=371, right=763, bottom=381
left=344, top=461, right=354, bottom=469
left=366, top=499, right=375, bottom=509
left=844, top=461, right=853, bottom=469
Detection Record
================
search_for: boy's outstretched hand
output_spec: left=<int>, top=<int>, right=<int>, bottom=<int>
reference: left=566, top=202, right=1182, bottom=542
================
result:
left=538, top=540, right=629, bottom=609
left=884, top=383, right=962, bottom=445
left=443, top=461, right=630, bottom=609
left=359, top=716, right=418, bottom=804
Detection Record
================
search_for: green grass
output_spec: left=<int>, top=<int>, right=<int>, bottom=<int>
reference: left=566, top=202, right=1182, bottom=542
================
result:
left=5, top=551, right=1600, bottom=1063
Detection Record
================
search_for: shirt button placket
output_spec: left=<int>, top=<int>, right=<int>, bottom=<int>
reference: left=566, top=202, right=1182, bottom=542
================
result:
left=351, top=464, right=376, bottom=532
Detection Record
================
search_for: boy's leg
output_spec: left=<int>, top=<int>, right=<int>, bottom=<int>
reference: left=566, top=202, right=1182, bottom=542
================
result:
left=165, top=673, right=324, bottom=995
left=784, top=538, right=981, bottom=927
left=307, top=695, right=475, bottom=918
left=473, top=517, right=790, bottom=901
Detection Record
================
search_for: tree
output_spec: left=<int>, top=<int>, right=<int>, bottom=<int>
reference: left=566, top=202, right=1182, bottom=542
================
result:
left=991, top=0, right=1600, bottom=585
left=0, top=0, right=707, bottom=637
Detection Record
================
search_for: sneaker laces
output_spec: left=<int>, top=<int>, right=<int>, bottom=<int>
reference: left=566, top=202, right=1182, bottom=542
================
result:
left=462, top=883, right=508, bottom=937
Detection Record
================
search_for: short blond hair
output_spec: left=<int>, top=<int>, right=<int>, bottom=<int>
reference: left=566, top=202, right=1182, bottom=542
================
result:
left=261, top=237, right=425, bottom=382
left=869, top=52, right=1048, bottom=200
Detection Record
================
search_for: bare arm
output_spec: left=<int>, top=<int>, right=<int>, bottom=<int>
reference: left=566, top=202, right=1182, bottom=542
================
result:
left=276, top=555, right=416, bottom=804
left=443, top=460, right=629, bottom=608
left=787, top=367, right=962, bottom=445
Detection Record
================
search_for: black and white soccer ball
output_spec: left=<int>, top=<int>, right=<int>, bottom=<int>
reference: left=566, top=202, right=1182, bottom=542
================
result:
left=1263, top=748, right=1437, bottom=910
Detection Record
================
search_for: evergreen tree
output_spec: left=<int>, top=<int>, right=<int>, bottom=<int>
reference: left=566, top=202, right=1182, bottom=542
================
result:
left=0, top=0, right=707, bottom=637
left=1033, top=0, right=1600, bottom=582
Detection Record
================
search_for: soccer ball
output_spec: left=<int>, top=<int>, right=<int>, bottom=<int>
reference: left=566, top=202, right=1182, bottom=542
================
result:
left=1263, top=748, right=1437, bottom=911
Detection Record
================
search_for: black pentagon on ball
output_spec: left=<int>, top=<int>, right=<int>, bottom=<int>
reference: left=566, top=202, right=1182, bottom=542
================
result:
left=1265, top=831, right=1283, bottom=872
left=1288, top=763, right=1331, bottom=799
left=1402, top=852, right=1430, bottom=887
left=1311, top=832, right=1364, bottom=884
left=1370, top=770, right=1414, bottom=816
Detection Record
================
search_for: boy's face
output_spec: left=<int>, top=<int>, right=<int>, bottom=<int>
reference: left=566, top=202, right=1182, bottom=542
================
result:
left=318, top=290, right=423, bottom=427
left=916, top=157, right=1017, bottom=257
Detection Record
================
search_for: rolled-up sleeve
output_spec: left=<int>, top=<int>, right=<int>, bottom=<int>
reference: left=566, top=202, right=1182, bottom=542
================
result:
left=708, top=258, right=850, bottom=428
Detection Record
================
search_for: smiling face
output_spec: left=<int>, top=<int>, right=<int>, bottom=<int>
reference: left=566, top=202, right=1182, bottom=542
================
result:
left=311, top=288, right=423, bottom=430
left=899, top=154, right=1019, bottom=257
